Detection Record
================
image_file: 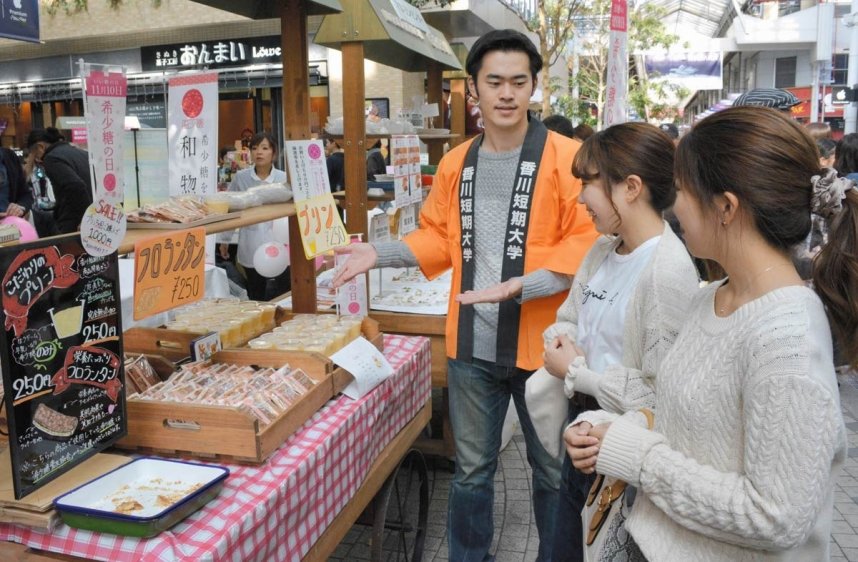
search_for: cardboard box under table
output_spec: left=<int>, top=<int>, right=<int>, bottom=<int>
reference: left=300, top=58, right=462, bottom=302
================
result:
left=0, top=334, right=431, bottom=562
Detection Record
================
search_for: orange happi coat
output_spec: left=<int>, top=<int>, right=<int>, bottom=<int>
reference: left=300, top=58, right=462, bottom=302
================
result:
left=404, top=131, right=598, bottom=371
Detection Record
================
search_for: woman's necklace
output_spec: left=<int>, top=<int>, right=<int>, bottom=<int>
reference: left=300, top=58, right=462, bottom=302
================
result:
left=718, top=263, right=793, bottom=315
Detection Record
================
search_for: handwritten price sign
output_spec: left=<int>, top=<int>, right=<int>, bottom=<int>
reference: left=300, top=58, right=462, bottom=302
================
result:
left=133, top=227, right=206, bottom=320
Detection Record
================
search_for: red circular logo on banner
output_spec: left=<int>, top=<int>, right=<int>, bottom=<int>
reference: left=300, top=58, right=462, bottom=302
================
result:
left=103, top=173, right=116, bottom=192
left=182, top=89, right=204, bottom=118
left=308, top=144, right=322, bottom=160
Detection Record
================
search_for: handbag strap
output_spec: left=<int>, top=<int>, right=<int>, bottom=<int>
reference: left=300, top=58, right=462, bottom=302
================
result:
left=584, top=408, right=655, bottom=547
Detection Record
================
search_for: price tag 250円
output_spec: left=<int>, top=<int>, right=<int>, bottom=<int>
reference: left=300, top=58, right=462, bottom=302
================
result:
left=133, top=226, right=206, bottom=320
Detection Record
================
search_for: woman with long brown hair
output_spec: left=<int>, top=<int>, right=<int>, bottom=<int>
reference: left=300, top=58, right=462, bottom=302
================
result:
left=568, top=106, right=850, bottom=561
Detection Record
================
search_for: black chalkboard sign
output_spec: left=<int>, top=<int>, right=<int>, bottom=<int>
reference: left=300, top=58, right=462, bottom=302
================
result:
left=0, top=234, right=126, bottom=499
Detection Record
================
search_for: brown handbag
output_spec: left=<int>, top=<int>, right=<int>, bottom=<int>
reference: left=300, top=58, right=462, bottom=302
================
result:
left=582, top=408, right=654, bottom=559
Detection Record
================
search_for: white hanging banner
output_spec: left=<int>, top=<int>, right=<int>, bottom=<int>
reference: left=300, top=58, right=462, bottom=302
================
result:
left=82, top=64, right=127, bottom=203
left=167, top=71, right=218, bottom=196
left=604, top=0, right=628, bottom=128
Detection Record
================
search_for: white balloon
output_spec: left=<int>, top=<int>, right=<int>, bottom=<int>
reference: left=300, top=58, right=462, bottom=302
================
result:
left=252, top=242, right=290, bottom=277
left=271, top=218, right=290, bottom=243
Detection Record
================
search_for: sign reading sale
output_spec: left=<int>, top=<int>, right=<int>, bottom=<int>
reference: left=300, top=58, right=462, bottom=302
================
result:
left=133, top=227, right=206, bottom=320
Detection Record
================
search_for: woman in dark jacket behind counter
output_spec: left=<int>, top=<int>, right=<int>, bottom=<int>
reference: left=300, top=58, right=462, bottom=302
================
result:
left=26, top=127, right=92, bottom=234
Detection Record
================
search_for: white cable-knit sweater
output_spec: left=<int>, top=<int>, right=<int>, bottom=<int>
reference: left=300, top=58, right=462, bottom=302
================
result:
left=595, top=282, right=848, bottom=561
left=543, top=223, right=699, bottom=414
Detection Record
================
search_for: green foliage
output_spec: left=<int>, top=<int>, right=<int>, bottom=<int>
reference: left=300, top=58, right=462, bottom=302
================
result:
left=564, top=0, right=683, bottom=127
left=45, top=0, right=162, bottom=15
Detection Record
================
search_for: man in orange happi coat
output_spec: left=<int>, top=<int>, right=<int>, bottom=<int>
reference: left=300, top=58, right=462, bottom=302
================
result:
left=333, top=29, right=597, bottom=561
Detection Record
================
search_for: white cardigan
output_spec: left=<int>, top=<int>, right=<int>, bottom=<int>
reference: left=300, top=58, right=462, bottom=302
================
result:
left=543, top=222, right=699, bottom=415
left=595, top=283, right=847, bottom=561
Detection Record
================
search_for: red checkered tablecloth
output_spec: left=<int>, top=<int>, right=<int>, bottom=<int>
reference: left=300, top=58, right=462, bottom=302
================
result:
left=0, top=334, right=432, bottom=562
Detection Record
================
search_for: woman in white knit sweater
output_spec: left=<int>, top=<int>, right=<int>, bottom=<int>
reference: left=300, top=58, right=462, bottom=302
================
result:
left=569, top=107, right=851, bottom=561
left=534, top=122, right=699, bottom=561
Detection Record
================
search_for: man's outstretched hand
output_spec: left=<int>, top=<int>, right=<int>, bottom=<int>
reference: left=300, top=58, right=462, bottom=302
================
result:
left=331, top=243, right=378, bottom=288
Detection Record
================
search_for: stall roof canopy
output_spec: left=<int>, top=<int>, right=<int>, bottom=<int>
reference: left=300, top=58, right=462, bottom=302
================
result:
left=314, top=0, right=462, bottom=72
left=650, top=0, right=734, bottom=38
left=190, top=0, right=343, bottom=17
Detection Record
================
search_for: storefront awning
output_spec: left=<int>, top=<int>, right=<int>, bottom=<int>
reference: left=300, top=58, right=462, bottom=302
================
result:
left=189, top=0, right=342, bottom=18
left=314, top=0, right=462, bottom=72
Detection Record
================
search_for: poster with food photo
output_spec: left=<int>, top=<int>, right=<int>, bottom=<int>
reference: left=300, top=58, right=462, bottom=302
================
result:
left=0, top=234, right=126, bottom=499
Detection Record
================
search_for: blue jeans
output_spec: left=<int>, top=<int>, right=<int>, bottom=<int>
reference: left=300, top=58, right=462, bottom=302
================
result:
left=447, top=357, right=562, bottom=562
left=552, top=401, right=598, bottom=562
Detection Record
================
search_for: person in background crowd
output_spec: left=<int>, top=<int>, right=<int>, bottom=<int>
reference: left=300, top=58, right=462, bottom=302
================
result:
left=733, top=87, right=802, bottom=111
left=658, top=122, right=679, bottom=145
left=240, top=128, right=254, bottom=149
left=0, top=147, right=33, bottom=221
left=572, top=123, right=594, bottom=143
left=835, top=133, right=858, bottom=181
left=22, top=149, right=56, bottom=238
left=366, top=139, right=386, bottom=180
left=805, top=121, right=832, bottom=141
left=568, top=106, right=849, bottom=562
left=26, top=127, right=92, bottom=234
left=818, top=138, right=837, bottom=168
left=538, top=123, right=698, bottom=562
left=332, top=29, right=598, bottom=561
left=223, top=131, right=290, bottom=301
left=542, top=114, right=575, bottom=139
left=324, top=135, right=345, bottom=191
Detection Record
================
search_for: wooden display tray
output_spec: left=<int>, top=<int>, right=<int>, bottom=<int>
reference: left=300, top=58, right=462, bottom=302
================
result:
left=114, top=349, right=350, bottom=464
left=117, top=313, right=383, bottom=462
left=125, top=211, right=242, bottom=230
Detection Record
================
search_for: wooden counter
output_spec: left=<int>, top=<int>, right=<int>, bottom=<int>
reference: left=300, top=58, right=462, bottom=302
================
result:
left=117, top=203, right=296, bottom=254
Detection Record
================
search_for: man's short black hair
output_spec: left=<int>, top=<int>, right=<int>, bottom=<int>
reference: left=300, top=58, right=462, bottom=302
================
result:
left=465, top=29, right=542, bottom=81
left=542, top=115, right=575, bottom=138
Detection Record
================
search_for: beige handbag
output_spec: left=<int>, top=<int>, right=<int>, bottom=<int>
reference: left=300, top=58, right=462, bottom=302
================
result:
left=582, top=408, right=654, bottom=562
left=524, top=367, right=568, bottom=460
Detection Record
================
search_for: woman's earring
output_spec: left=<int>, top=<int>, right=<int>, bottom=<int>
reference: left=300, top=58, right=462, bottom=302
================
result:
left=471, top=98, right=480, bottom=107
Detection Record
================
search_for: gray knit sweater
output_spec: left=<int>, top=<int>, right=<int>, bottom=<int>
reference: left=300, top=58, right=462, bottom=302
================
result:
left=374, top=145, right=570, bottom=362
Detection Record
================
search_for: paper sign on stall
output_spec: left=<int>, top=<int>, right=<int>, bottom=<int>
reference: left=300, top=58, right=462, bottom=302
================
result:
left=335, top=248, right=368, bottom=317
left=408, top=135, right=423, bottom=204
left=330, top=337, right=394, bottom=399
left=284, top=140, right=348, bottom=258
left=369, top=210, right=391, bottom=243
left=390, top=135, right=412, bottom=207
left=133, top=227, right=206, bottom=320
left=82, top=64, right=127, bottom=203
left=399, top=203, right=418, bottom=236
left=167, top=71, right=218, bottom=196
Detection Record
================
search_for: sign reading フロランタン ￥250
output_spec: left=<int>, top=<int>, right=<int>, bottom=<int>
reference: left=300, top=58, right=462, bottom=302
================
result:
left=0, top=235, right=127, bottom=499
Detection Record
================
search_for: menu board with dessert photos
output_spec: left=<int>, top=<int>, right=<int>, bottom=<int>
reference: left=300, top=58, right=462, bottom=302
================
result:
left=0, top=234, right=126, bottom=499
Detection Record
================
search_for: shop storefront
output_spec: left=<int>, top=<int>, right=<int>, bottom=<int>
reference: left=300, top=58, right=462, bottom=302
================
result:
left=0, top=36, right=331, bottom=152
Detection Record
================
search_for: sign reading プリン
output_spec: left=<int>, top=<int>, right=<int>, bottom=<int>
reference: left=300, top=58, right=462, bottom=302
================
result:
left=167, top=72, right=218, bottom=197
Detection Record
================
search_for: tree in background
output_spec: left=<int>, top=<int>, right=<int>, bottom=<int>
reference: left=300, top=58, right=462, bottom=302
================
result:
left=45, top=0, right=162, bottom=14
left=510, top=0, right=585, bottom=117
left=559, top=0, right=684, bottom=128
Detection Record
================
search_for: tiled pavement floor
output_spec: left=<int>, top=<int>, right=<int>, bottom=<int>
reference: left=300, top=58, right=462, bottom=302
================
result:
left=332, top=370, right=858, bottom=561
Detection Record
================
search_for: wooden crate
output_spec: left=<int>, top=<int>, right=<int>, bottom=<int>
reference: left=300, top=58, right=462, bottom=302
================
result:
left=114, top=349, right=351, bottom=464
